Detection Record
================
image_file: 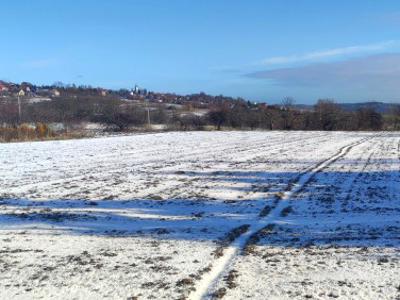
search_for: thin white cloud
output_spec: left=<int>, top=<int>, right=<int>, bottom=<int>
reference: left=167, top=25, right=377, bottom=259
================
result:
left=21, top=58, right=59, bottom=69
left=246, top=53, right=400, bottom=101
left=260, top=40, right=399, bottom=66
left=247, top=53, right=400, bottom=90
left=381, top=11, right=400, bottom=24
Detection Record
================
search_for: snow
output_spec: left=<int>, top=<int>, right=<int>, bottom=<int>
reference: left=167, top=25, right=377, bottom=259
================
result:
left=0, top=131, right=399, bottom=299
left=207, top=133, right=400, bottom=299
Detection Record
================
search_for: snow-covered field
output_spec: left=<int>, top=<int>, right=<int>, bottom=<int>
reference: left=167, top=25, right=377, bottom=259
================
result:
left=0, top=131, right=399, bottom=299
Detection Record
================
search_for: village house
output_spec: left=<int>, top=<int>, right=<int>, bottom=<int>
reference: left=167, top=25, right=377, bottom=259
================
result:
left=0, top=83, right=9, bottom=92
left=51, top=89, right=61, bottom=97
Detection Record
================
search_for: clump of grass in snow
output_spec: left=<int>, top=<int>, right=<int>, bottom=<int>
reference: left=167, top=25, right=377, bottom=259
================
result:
left=280, top=206, right=293, bottom=217
left=243, top=224, right=275, bottom=255
left=212, top=224, right=250, bottom=258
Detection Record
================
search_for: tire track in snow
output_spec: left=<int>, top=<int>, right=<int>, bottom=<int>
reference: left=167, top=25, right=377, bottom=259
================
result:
left=4, top=132, right=329, bottom=198
left=187, top=135, right=375, bottom=300
left=340, top=143, right=379, bottom=211
left=3, top=137, right=273, bottom=194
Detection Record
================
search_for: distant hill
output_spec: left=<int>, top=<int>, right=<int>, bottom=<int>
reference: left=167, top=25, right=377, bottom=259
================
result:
left=339, top=102, right=400, bottom=114
left=295, top=102, right=400, bottom=114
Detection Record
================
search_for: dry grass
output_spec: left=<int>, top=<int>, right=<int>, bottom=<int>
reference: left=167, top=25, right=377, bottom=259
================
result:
left=0, top=124, right=87, bottom=143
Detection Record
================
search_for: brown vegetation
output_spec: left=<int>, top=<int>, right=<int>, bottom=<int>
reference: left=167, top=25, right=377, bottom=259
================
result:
left=1, top=81, right=399, bottom=139
left=0, top=123, right=83, bottom=143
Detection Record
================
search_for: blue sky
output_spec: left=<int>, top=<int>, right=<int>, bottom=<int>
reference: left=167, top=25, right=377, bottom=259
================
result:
left=1, top=1, right=400, bottom=103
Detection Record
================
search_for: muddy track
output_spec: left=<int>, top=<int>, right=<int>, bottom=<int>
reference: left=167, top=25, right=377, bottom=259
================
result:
left=187, top=134, right=376, bottom=300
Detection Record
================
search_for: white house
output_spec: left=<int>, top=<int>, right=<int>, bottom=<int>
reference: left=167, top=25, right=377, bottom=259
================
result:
left=52, top=89, right=61, bottom=97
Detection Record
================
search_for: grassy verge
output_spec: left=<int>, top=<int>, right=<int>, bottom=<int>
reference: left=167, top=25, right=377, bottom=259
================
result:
left=0, top=124, right=88, bottom=143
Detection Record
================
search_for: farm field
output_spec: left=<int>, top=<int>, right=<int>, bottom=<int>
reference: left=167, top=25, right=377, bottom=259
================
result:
left=0, top=131, right=399, bottom=299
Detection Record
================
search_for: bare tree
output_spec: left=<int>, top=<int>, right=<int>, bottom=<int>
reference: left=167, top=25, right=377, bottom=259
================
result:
left=388, top=105, right=400, bottom=130
left=356, top=107, right=383, bottom=131
left=280, top=97, right=295, bottom=130
left=314, top=99, right=342, bottom=130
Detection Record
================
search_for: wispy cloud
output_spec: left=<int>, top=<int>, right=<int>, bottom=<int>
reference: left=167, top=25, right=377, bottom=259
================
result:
left=246, top=54, right=400, bottom=98
left=380, top=11, right=400, bottom=24
left=260, top=40, right=399, bottom=66
left=21, top=58, right=59, bottom=69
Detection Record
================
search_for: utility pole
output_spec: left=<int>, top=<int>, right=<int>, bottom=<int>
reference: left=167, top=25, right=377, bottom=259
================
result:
left=146, top=100, right=151, bottom=128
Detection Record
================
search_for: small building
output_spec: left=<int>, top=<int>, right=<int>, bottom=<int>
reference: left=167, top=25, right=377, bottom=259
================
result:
left=132, top=84, right=147, bottom=96
left=0, top=84, right=9, bottom=92
left=52, top=89, right=61, bottom=97
left=258, top=103, right=268, bottom=109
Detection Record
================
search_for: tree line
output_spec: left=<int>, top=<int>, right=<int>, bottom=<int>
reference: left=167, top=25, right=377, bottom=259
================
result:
left=1, top=95, right=399, bottom=133
left=194, top=98, right=397, bottom=131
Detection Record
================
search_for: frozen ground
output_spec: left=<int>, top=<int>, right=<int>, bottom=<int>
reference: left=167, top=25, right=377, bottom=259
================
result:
left=0, top=131, right=399, bottom=299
